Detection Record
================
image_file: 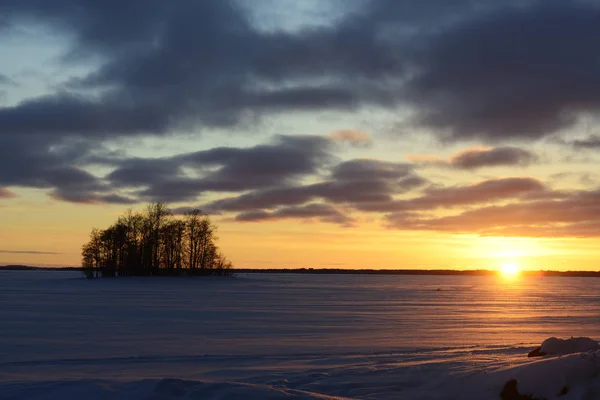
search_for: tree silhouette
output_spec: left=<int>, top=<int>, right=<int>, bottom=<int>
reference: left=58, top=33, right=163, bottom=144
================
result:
left=82, top=203, right=232, bottom=278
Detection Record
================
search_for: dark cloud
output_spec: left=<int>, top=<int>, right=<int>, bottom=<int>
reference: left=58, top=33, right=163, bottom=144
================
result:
left=49, top=189, right=136, bottom=205
left=207, top=180, right=394, bottom=211
left=1, top=0, right=599, bottom=231
left=212, top=175, right=549, bottom=229
left=404, top=1, right=600, bottom=140
left=0, top=132, right=333, bottom=204
left=409, top=147, right=538, bottom=169
left=235, top=203, right=354, bottom=226
left=0, top=74, right=14, bottom=86
left=0, top=136, right=135, bottom=204
left=107, top=135, right=333, bottom=202
left=361, top=0, right=503, bottom=28
left=206, top=187, right=313, bottom=212
left=570, top=135, right=600, bottom=149
left=170, top=206, right=221, bottom=217
left=1, top=0, right=599, bottom=145
left=0, top=0, right=405, bottom=140
left=0, top=93, right=170, bottom=138
left=450, top=147, right=538, bottom=169
left=331, top=159, right=414, bottom=181
left=107, top=158, right=183, bottom=188
left=357, top=177, right=546, bottom=212
left=0, top=250, right=60, bottom=255
left=419, top=177, right=546, bottom=206
left=177, top=135, right=332, bottom=189
left=0, top=0, right=595, bottom=161
left=204, top=158, right=426, bottom=212
left=385, top=187, right=600, bottom=237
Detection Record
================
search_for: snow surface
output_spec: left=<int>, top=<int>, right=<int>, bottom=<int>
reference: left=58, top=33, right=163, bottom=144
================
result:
left=2, top=271, right=600, bottom=399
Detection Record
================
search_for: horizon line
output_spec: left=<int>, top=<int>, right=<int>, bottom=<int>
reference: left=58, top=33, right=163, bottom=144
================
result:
left=3, top=265, right=600, bottom=276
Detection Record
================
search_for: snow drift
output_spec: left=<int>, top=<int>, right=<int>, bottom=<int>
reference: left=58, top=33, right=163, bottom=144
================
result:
left=467, top=337, right=600, bottom=400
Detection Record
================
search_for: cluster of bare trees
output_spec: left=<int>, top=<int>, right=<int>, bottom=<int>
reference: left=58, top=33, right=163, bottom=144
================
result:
left=82, top=203, right=233, bottom=278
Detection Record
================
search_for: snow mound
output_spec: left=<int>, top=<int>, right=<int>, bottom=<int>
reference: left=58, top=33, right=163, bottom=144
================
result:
left=462, top=351, right=600, bottom=399
left=528, top=337, right=600, bottom=357
left=500, top=351, right=600, bottom=399
left=461, top=338, right=600, bottom=400
left=540, top=337, right=600, bottom=355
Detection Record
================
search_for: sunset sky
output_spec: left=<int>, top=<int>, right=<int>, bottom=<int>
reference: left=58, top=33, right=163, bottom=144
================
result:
left=1, top=0, right=600, bottom=270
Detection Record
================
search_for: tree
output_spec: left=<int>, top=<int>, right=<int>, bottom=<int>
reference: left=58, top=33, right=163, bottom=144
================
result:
left=81, top=203, right=233, bottom=278
left=161, top=219, right=185, bottom=271
left=184, top=209, right=203, bottom=271
left=146, top=202, right=171, bottom=273
left=82, top=228, right=102, bottom=278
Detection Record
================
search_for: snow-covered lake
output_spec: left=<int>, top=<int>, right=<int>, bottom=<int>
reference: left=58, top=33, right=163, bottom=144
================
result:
left=2, top=271, right=600, bottom=399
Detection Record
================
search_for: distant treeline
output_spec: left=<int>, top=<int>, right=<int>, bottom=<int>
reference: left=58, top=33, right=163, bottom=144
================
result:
left=81, top=203, right=232, bottom=278
left=234, top=268, right=600, bottom=277
left=4, top=265, right=600, bottom=278
left=0, top=265, right=82, bottom=271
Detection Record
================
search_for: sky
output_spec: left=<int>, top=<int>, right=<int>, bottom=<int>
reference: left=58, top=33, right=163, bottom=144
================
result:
left=1, top=0, right=600, bottom=271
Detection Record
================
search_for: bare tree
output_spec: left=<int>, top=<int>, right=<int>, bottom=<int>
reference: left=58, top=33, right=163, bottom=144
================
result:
left=146, top=202, right=171, bottom=273
left=161, top=219, right=186, bottom=271
left=81, top=203, right=232, bottom=278
left=82, top=228, right=102, bottom=278
left=184, top=209, right=203, bottom=271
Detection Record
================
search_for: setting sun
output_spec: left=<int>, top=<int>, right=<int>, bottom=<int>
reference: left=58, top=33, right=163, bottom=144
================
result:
left=500, top=262, right=520, bottom=277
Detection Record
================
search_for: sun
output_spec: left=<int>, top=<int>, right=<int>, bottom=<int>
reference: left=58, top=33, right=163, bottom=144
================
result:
left=499, top=262, right=520, bottom=277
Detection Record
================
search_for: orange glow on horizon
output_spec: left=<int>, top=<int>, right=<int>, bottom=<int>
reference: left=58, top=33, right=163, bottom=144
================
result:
left=499, top=261, right=521, bottom=279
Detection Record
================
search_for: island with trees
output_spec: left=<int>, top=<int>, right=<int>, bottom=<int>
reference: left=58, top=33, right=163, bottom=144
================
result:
left=81, top=203, right=233, bottom=278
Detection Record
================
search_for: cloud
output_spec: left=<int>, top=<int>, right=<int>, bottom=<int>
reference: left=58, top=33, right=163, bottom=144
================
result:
left=0, top=250, right=60, bottom=255
left=1, top=0, right=600, bottom=240
left=176, top=135, right=332, bottom=189
left=108, top=135, right=333, bottom=202
left=205, top=173, right=553, bottom=231
left=204, top=158, right=426, bottom=212
left=0, top=74, right=14, bottom=86
left=570, top=135, right=600, bottom=149
left=550, top=172, right=598, bottom=187
left=201, top=163, right=549, bottom=230
left=0, top=187, right=16, bottom=199
left=408, top=147, right=538, bottom=169
left=450, top=147, right=538, bottom=169
left=0, top=135, right=139, bottom=205
left=235, top=203, right=354, bottom=226
left=386, top=187, right=600, bottom=237
left=419, top=177, right=546, bottom=207
left=0, top=0, right=405, bottom=141
left=331, top=159, right=414, bottom=181
left=0, top=93, right=172, bottom=138
left=107, top=158, right=182, bottom=188
left=0, top=132, right=335, bottom=204
left=2, top=0, right=599, bottom=147
left=0, top=75, right=11, bottom=104
left=386, top=184, right=600, bottom=237
left=357, top=177, right=547, bottom=212
left=403, top=1, right=600, bottom=140
left=49, top=190, right=136, bottom=205
left=329, top=129, right=372, bottom=147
